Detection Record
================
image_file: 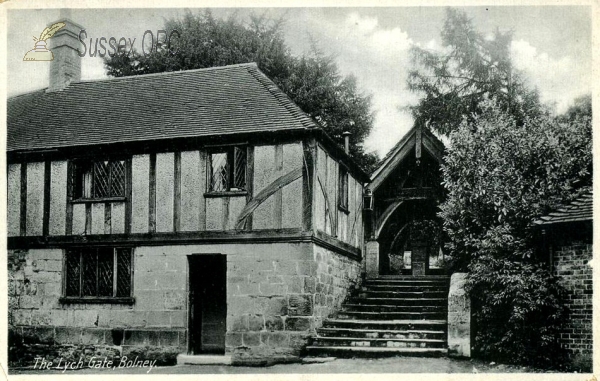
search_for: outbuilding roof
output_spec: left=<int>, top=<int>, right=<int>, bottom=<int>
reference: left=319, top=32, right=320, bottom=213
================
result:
left=534, top=191, right=593, bottom=226
left=8, top=63, right=317, bottom=152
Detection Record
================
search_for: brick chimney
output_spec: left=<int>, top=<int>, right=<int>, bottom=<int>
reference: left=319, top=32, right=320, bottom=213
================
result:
left=48, top=11, right=84, bottom=92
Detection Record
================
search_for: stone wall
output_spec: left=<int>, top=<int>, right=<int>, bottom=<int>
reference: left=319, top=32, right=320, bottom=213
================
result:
left=447, top=273, right=470, bottom=358
left=553, top=242, right=593, bottom=368
left=224, top=242, right=361, bottom=365
left=8, top=248, right=186, bottom=367
left=9, top=242, right=361, bottom=367
left=312, top=246, right=362, bottom=327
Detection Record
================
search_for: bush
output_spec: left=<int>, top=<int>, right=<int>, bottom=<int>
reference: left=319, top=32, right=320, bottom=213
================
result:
left=569, top=351, right=592, bottom=373
left=437, top=98, right=591, bottom=368
left=467, top=255, right=567, bottom=368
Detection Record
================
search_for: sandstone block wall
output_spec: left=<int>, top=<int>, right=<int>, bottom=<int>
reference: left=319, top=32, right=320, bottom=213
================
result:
left=553, top=242, right=593, bottom=367
left=225, top=243, right=361, bottom=364
left=8, top=248, right=187, bottom=367
left=9, top=242, right=361, bottom=366
left=447, top=272, right=470, bottom=358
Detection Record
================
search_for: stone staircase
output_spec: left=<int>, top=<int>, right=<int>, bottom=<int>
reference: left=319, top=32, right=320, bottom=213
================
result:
left=307, top=275, right=450, bottom=357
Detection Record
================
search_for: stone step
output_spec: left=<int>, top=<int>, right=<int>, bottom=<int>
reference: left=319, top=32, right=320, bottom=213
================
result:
left=364, top=281, right=449, bottom=287
left=349, top=297, right=447, bottom=306
left=176, top=354, right=232, bottom=365
left=322, top=319, right=447, bottom=331
left=305, top=346, right=448, bottom=357
left=369, top=275, right=450, bottom=280
left=358, top=290, right=447, bottom=299
left=343, top=303, right=446, bottom=313
left=310, top=336, right=447, bottom=349
left=337, top=310, right=447, bottom=320
left=316, top=327, right=446, bottom=340
left=355, top=291, right=448, bottom=300
left=362, top=284, right=449, bottom=292
left=366, top=277, right=449, bottom=283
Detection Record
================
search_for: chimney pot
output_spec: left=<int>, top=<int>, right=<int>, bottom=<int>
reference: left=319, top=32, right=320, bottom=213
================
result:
left=342, top=131, right=351, bottom=154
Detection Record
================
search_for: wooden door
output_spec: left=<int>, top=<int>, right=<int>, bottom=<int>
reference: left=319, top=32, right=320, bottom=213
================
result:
left=188, top=254, right=227, bottom=354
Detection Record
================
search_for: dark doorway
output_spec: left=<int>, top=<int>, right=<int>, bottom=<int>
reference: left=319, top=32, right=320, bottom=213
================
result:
left=188, top=254, right=227, bottom=354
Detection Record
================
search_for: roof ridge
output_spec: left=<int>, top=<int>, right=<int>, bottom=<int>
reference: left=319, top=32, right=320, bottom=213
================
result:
left=244, top=65, right=317, bottom=130
left=76, top=62, right=259, bottom=85
left=8, top=61, right=313, bottom=152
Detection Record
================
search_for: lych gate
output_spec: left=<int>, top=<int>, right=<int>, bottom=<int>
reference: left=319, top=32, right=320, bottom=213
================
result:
left=364, top=124, right=445, bottom=277
left=307, top=125, right=452, bottom=356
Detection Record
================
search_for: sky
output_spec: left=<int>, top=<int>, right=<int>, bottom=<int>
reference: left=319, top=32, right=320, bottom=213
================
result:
left=6, top=6, right=592, bottom=158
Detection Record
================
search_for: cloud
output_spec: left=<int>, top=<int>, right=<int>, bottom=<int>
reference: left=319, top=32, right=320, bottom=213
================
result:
left=511, top=39, right=590, bottom=113
left=338, top=14, right=418, bottom=157
left=287, top=11, right=417, bottom=158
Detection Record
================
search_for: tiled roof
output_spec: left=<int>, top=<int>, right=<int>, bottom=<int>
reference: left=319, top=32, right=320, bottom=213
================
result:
left=8, top=63, right=317, bottom=152
left=534, top=191, right=593, bottom=226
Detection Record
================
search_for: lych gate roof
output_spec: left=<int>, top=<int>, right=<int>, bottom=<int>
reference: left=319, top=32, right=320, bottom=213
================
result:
left=368, top=125, right=445, bottom=192
left=534, top=191, right=593, bottom=226
left=7, top=63, right=317, bottom=152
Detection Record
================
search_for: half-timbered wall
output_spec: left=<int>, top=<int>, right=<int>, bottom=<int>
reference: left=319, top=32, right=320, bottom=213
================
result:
left=314, top=145, right=363, bottom=248
left=9, top=142, right=367, bottom=243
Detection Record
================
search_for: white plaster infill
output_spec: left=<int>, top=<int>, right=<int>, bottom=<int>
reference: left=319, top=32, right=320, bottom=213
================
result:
left=176, top=354, right=232, bottom=365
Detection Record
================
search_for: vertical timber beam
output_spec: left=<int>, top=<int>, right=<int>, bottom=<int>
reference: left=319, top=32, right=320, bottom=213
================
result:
left=42, top=160, right=51, bottom=236
left=148, top=153, right=157, bottom=233
left=198, top=150, right=207, bottom=231
left=173, top=151, right=181, bottom=232
left=273, top=144, right=283, bottom=229
left=19, top=163, right=27, bottom=236
left=65, top=160, right=73, bottom=235
left=245, top=145, right=254, bottom=230
left=124, top=158, right=132, bottom=234
left=302, top=138, right=316, bottom=232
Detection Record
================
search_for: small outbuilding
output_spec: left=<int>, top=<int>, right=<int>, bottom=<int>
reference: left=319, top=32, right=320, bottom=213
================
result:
left=534, top=190, right=593, bottom=370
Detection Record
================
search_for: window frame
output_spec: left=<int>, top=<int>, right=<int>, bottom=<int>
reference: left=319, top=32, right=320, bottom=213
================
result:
left=205, top=145, right=248, bottom=197
left=59, top=246, right=135, bottom=304
left=70, top=157, right=129, bottom=203
left=338, top=165, right=350, bottom=213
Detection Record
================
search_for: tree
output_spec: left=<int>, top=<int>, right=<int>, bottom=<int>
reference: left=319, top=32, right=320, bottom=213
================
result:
left=408, top=8, right=544, bottom=136
left=104, top=10, right=378, bottom=172
left=440, top=98, right=592, bottom=367
left=408, top=9, right=592, bottom=367
left=558, top=93, right=591, bottom=122
left=440, top=98, right=592, bottom=268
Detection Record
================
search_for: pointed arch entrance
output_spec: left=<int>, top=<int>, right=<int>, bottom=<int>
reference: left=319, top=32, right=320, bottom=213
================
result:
left=365, top=124, right=445, bottom=277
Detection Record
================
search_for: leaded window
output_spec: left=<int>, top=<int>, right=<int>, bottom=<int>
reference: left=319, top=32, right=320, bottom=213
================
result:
left=64, top=247, right=132, bottom=299
left=73, top=159, right=126, bottom=199
left=209, top=146, right=247, bottom=192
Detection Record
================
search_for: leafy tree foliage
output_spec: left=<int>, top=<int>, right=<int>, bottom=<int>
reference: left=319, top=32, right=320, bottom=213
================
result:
left=440, top=99, right=592, bottom=267
left=467, top=256, right=566, bottom=367
left=440, top=98, right=592, bottom=367
left=408, top=8, right=543, bottom=136
left=411, top=9, right=593, bottom=367
left=104, top=10, right=378, bottom=172
left=558, top=93, right=592, bottom=123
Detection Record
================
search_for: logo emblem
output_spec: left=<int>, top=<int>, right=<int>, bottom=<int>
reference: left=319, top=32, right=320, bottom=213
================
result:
left=23, top=22, right=66, bottom=61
